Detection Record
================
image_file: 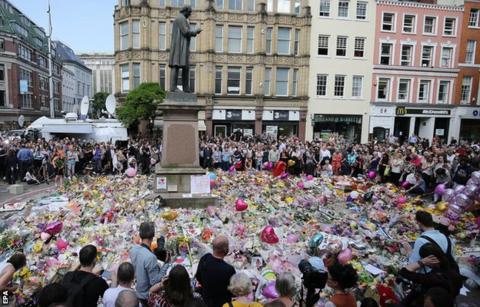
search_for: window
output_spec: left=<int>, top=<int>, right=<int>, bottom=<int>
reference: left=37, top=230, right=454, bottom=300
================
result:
left=403, top=15, right=415, bottom=33
left=424, top=16, right=436, bottom=34
left=0, top=90, right=4, bottom=107
left=380, top=43, right=392, bottom=65
left=18, top=45, right=32, bottom=62
left=318, top=35, right=329, bottom=55
left=267, top=0, right=273, bottom=12
left=352, top=75, right=363, bottom=98
left=227, top=67, right=241, bottom=94
left=246, top=67, right=253, bottom=95
left=248, top=0, right=255, bottom=12
left=159, top=0, right=165, bottom=7
left=377, top=78, right=390, bottom=100
left=353, top=37, right=365, bottom=58
left=294, top=29, right=300, bottom=56
left=278, top=0, right=291, bottom=13
left=215, top=25, right=224, bottom=52
left=334, top=75, right=345, bottom=97
left=159, top=22, right=166, bottom=50
left=266, top=27, right=272, bottom=54
left=0, top=38, right=4, bottom=51
left=121, top=0, right=130, bottom=6
left=228, top=0, right=242, bottom=10
left=133, top=63, right=141, bottom=89
left=277, top=27, right=291, bottom=55
left=132, top=20, right=140, bottom=49
left=292, top=69, right=298, bottom=96
left=159, top=64, right=166, bottom=90
left=336, top=36, right=347, bottom=56
left=469, top=9, right=479, bottom=27
left=228, top=26, right=242, bottom=53
left=171, top=0, right=185, bottom=6
left=382, top=13, right=395, bottom=31
left=438, top=81, right=450, bottom=103
left=441, top=47, right=453, bottom=68
left=216, top=0, right=224, bottom=9
left=397, top=79, right=410, bottom=101
left=356, top=1, right=367, bottom=20
left=320, top=0, right=330, bottom=17
left=121, top=64, right=129, bottom=92
left=189, top=66, right=195, bottom=92
left=215, top=66, right=222, bottom=94
left=418, top=80, right=431, bottom=102
left=444, top=18, right=456, bottom=35
left=0, top=64, right=4, bottom=81
left=401, top=45, right=413, bottom=66
left=338, top=1, right=349, bottom=18
left=466, top=40, right=476, bottom=64
left=294, top=0, right=301, bottom=15
left=264, top=68, right=271, bottom=96
left=276, top=68, right=289, bottom=96
left=316, top=74, right=327, bottom=96
left=21, top=94, right=32, bottom=109
left=421, top=46, right=433, bottom=67
left=461, top=76, right=472, bottom=103
left=190, top=23, right=197, bottom=51
left=247, top=26, right=254, bottom=53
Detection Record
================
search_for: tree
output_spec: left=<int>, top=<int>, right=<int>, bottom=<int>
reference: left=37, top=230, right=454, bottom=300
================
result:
left=92, top=92, right=109, bottom=118
left=116, top=83, right=165, bottom=136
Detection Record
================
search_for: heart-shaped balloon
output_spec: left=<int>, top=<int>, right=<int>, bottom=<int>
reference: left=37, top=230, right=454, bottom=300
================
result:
left=337, top=248, right=353, bottom=265
left=235, top=198, right=248, bottom=211
left=280, top=172, right=288, bottom=179
left=45, top=221, right=63, bottom=236
left=397, top=196, right=407, bottom=205
left=56, top=238, right=69, bottom=252
left=308, top=233, right=324, bottom=249
left=260, top=226, right=279, bottom=244
left=434, top=184, right=446, bottom=196
left=262, top=281, right=279, bottom=299
left=297, top=181, right=305, bottom=189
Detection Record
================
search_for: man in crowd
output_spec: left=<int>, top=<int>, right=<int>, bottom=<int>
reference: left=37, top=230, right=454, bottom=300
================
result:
left=103, top=262, right=136, bottom=307
left=115, top=290, right=139, bottom=307
left=195, top=235, right=236, bottom=307
left=17, top=142, right=32, bottom=180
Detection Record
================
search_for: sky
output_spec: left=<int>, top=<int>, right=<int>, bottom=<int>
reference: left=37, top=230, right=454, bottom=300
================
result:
left=10, top=0, right=116, bottom=53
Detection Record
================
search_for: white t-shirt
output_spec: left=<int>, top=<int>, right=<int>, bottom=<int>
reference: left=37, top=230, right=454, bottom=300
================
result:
left=102, top=286, right=133, bottom=307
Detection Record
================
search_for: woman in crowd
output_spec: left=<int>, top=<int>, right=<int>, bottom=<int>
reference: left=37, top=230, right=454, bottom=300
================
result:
left=223, top=272, right=262, bottom=307
left=0, top=253, right=27, bottom=292
left=325, top=262, right=358, bottom=307
left=52, top=145, right=65, bottom=187
left=274, top=272, right=297, bottom=307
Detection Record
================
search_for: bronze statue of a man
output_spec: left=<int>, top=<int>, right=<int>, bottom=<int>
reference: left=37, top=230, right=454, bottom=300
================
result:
left=168, top=6, right=202, bottom=93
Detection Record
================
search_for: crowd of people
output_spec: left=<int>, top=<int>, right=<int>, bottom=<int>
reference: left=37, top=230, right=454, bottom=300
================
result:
left=0, top=211, right=465, bottom=307
left=0, top=136, right=161, bottom=187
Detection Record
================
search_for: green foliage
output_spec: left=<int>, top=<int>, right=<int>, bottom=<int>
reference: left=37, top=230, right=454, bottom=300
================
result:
left=116, top=83, right=165, bottom=128
left=92, top=92, right=109, bottom=118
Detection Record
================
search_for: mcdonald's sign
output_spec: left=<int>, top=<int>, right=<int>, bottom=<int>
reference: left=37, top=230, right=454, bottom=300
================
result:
left=396, top=106, right=406, bottom=116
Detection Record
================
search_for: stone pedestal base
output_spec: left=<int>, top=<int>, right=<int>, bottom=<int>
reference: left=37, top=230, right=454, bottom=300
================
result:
left=8, top=184, right=24, bottom=195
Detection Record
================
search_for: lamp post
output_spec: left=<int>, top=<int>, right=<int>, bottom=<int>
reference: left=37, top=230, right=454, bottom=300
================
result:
left=47, top=0, right=54, bottom=118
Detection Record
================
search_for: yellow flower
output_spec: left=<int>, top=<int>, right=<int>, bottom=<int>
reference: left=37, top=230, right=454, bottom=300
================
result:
left=33, top=241, right=43, bottom=253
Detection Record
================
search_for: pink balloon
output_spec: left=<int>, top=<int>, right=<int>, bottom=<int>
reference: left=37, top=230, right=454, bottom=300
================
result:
left=260, top=226, right=279, bottom=244
left=125, top=167, right=137, bottom=177
left=280, top=172, right=288, bottom=179
left=235, top=198, right=248, bottom=212
left=56, top=239, right=68, bottom=252
left=397, top=196, right=407, bottom=205
left=262, top=281, right=279, bottom=299
left=229, top=165, right=235, bottom=172
left=210, top=179, right=216, bottom=189
left=434, top=184, right=446, bottom=196
left=268, top=162, right=273, bottom=169
left=286, top=234, right=299, bottom=243
left=40, top=232, right=51, bottom=241
left=45, top=221, right=63, bottom=236
left=368, top=171, right=377, bottom=179
left=338, top=248, right=353, bottom=265
left=297, top=181, right=305, bottom=189
left=307, top=175, right=314, bottom=181
left=402, top=181, right=410, bottom=189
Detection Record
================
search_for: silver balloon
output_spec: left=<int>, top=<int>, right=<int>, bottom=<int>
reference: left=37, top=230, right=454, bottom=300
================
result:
left=471, top=171, right=480, bottom=185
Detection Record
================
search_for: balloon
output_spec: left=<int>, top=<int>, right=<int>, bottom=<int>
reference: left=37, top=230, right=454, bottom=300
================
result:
left=272, top=161, right=287, bottom=177
left=262, top=281, right=279, bottom=299
left=210, top=180, right=216, bottom=189
left=40, top=232, right=51, bottom=241
left=454, top=185, right=465, bottom=195
left=45, top=221, right=63, bottom=236
left=56, top=238, right=68, bottom=252
left=368, top=171, right=376, bottom=179
left=470, top=171, right=480, bottom=184
left=235, top=198, right=248, bottom=212
left=125, top=167, right=137, bottom=177
left=208, top=172, right=217, bottom=180
left=307, top=175, right=314, bottom=181
left=235, top=161, right=242, bottom=170
left=161, top=210, right=179, bottom=221
left=466, top=178, right=476, bottom=187
left=286, top=234, right=299, bottom=243
left=436, top=202, right=448, bottom=211
left=260, top=226, right=279, bottom=244
left=456, top=194, right=472, bottom=208
left=442, top=189, right=455, bottom=202
left=338, top=248, right=353, bottom=265
left=297, top=181, right=304, bottom=189
left=434, top=184, right=446, bottom=196
left=229, top=165, right=235, bottom=172
left=263, top=162, right=270, bottom=170
left=308, top=233, right=324, bottom=249
left=446, top=209, right=460, bottom=220
left=464, top=185, right=477, bottom=197
left=268, top=162, right=273, bottom=169
left=350, top=191, right=359, bottom=199
left=402, top=181, right=410, bottom=189
left=449, top=203, right=463, bottom=214
left=280, top=172, right=288, bottom=179
left=287, top=160, right=296, bottom=167
left=397, top=196, right=407, bottom=205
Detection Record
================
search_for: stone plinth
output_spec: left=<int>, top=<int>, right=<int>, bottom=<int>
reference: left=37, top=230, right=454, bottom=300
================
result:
left=8, top=184, right=24, bottom=195
left=155, top=92, right=218, bottom=208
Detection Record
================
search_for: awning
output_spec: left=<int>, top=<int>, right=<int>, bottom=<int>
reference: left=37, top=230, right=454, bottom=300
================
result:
left=43, top=124, right=93, bottom=134
left=198, top=120, right=206, bottom=131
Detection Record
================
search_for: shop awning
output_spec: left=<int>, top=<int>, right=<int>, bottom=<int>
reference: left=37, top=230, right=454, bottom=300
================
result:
left=43, top=124, right=93, bottom=134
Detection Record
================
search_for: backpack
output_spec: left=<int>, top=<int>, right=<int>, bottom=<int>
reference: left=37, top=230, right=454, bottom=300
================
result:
left=62, top=272, right=97, bottom=307
left=420, top=235, right=460, bottom=273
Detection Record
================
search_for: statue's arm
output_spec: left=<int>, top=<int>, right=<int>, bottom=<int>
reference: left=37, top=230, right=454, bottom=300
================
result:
left=177, top=17, right=201, bottom=37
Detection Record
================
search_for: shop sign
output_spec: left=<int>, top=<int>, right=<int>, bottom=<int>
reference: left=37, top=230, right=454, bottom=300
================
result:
left=273, top=111, right=289, bottom=121
left=226, top=110, right=242, bottom=120
left=473, top=110, right=479, bottom=117
left=266, top=125, right=278, bottom=138
left=20, top=80, right=28, bottom=94
left=396, top=107, right=450, bottom=116
left=313, top=114, right=362, bottom=124
left=435, top=129, right=445, bottom=136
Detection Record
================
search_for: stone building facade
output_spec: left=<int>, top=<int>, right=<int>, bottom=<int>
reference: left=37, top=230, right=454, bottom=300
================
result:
left=114, top=0, right=311, bottom=139
left=79, top=53, right=116, bottom=95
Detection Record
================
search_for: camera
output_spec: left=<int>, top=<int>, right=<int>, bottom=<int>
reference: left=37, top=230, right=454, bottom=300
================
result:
left=298, top=259, right=328, bottom=290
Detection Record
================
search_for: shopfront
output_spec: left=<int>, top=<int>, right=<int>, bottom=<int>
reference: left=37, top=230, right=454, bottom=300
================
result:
left=369, top=106, right=395, bottom=141
left=454, top=107, right=480, bottom=142
left=262, top=110, right=300, bottom=138
left=312, top=114, right=362, bottom=143
left=212, top=109, right=256, bottom=138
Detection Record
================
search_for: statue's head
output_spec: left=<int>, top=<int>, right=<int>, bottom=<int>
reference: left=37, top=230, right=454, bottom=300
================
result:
left=180, top=5, right=193, bottom=18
